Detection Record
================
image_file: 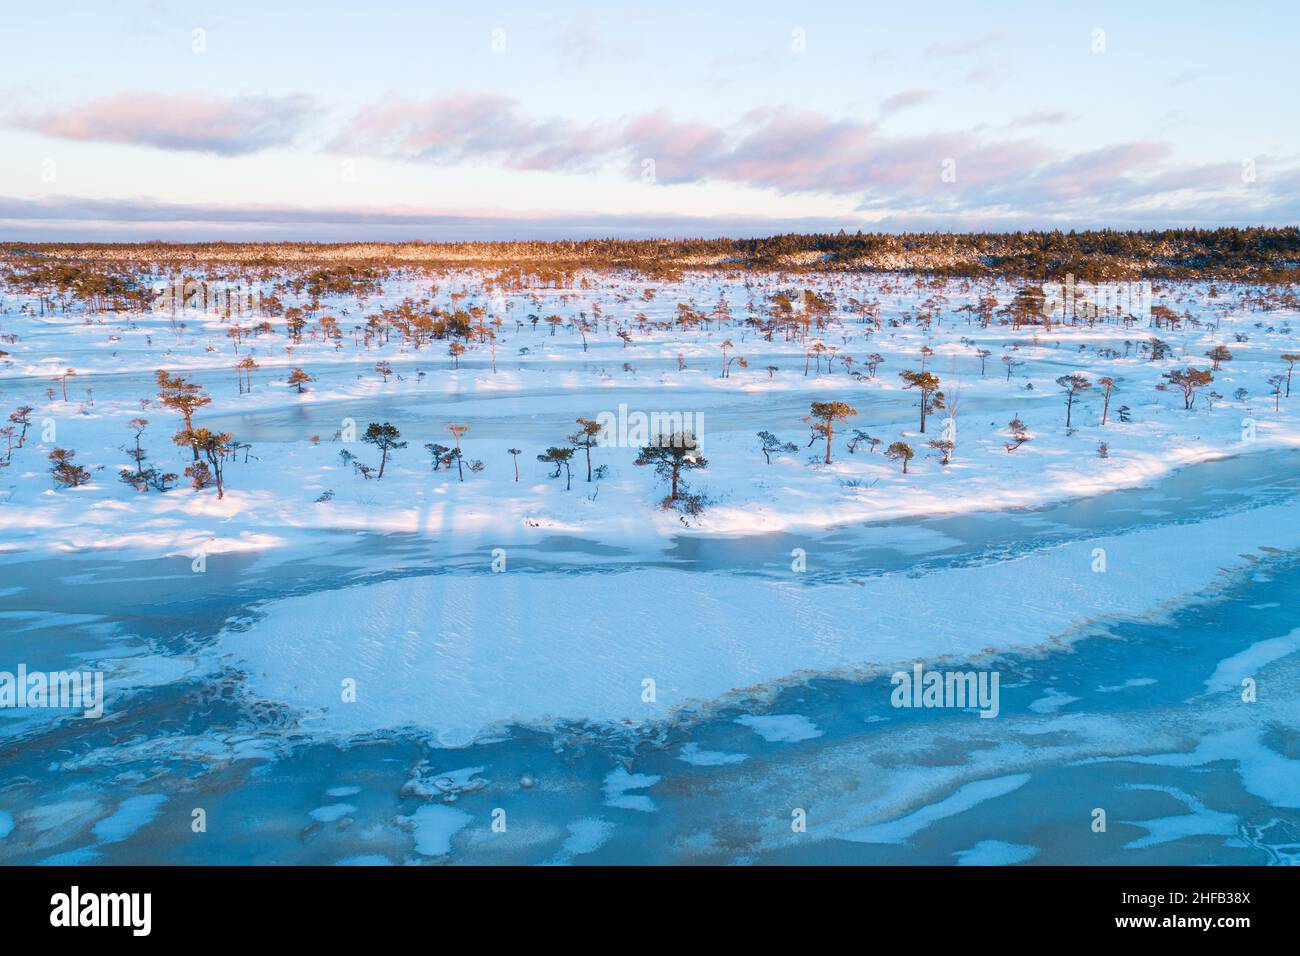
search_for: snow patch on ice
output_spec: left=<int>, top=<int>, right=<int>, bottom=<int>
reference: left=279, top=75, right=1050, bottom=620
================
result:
left=1028, top=689, right=1081, bottom=714
left=953, top=839, right=1038, bottom=866
left=678, top=742, right=749, bottom=766
left=840, top=774, right=1031, bottom=845
left=545, top=818, right=615, bottom=864
left=91, top=794, right=167, bottom=844
left=309, top=803, right=355, bottom=823
left=735, top=714, right=823, bottom=743
left=406, top=804, right=472, bottom=857
left=604, top=768, right=660, bottom=813
left=1206, top=628, right=1300, bottom=693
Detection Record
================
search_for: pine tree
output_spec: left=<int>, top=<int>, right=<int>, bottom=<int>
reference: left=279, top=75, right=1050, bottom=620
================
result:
left=1162, top=368, right=1213, bottom=410
left=1098, top=376, right=1117, bottom=425
left=899, top=370, right=942, bottom=433
left=634, top=433, right=707, bottom=500
left=49, top=448, right=91, bottom=487
left=537, top=446, right=575, bottom=490
left=362, top=422, right=405, bottom=478
left=156, top=370, right=211, bottom=461
left=1056, top=373, right=1092, bottom=427
left=287, top=367, right=313, bottom=393
left=1205, top=345, right=1232, bottom=370
left=570, top=418, right=603, bottom=481
left=757, top=430, right=797, bottom=464
left=807, top=401, right=858, bottom=463
left=1274, top=353, right=1294, bottom=395
left=175, top=428, right=236, bottom=498
left=885, top=441, right=914, bottom=473
left=8, top=406, right=33, bottom=448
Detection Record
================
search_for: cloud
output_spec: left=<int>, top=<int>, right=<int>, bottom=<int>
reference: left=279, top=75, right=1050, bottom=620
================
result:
left=4, top=190, right=1294, bottom=242
left=331, top=93, right=1048, bottom=198
left=1004, top=111, right=1076, bottom=129
left=879, top=89, right=935, bottom=115
left=0, top=194, right=864, bottom=241
left=925, top=32, right=1003, bottom=58
left=7, top=92, right=317, bottom=155
left=550, top=19, right=640, bottom=71
left=328, top=94, right=618, bottom=172
left=962, top=65, right=1006, bottom=88
left=9, top=90, right=1295, bottom=236
left=622, top=109, right=729, bottom=180
left=326, top=92, right=1300, bottom=224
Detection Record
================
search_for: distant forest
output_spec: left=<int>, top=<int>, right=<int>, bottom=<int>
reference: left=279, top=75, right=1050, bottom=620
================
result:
left=4, top=227, right=1299, bottom=283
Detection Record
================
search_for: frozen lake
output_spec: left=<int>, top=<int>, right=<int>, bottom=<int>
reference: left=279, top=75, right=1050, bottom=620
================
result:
left=2, top=449, right=1297, bottom=864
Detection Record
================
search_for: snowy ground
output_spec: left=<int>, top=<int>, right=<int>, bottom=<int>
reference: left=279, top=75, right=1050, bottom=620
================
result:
left=2, top=272, right=1297, bottom=560
left=2, top=267, right=1299, bottom=864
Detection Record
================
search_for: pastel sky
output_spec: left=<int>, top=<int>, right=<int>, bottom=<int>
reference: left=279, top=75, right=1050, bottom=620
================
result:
left=1, top=0, right=1296, bottom=239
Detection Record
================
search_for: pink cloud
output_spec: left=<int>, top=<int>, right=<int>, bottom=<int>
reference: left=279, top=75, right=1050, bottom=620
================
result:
left=879, top=89, right=936, bottom=115
left=329, top=94, right=618, bottom=172
left=11, top=92, right=315, bottom=155
left=326, top=93, right=1290, bottom=221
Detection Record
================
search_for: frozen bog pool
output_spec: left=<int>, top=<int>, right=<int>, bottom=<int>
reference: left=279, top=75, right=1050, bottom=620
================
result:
left=216, top=489, right=1300, bottom=745
left=0, top=451, right=1298, bottom=864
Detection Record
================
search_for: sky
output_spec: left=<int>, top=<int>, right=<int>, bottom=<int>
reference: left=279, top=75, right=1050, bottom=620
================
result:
left=0, top=0, right=1296, bottom=240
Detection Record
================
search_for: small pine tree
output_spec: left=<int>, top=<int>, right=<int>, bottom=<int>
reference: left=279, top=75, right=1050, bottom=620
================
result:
left=287, top=367, right=314, bottom=393
left=8, top=405, right=33, bottom=448
left=156, top=370, right=211, bottom=461
left=1162, top=367, right=1214, bottom=410
left=570, top=418, right=603, bottom=481
left=362, top=422, right=406, bottom=478
left=927, top=438, right=953, bottom=465
left=1006, top=416, right=1030, bottom=452
left=537, top=446, right=575, bottom=490
left=634, top=433, right=707, bottom=500
left=186, top=460, right=213, bottom=490
left=1097, top=376, right=1117, bottom=425
left=424, top=442, right=451, bottom=472
left=807, top=401, right=858, bottom=463
left=885, top=441, right=915, bottom=473
left=899, top=371, right=942, bottom=432
left=1279, top=353, right=1300, bottom=398
left=1205, top=345, right=1232, bottom=370
left=49, top=448, right=91, bottom=487
left=1056, top=373, right=1091, bottom=427
left=757, top=430, right=797, bottom=464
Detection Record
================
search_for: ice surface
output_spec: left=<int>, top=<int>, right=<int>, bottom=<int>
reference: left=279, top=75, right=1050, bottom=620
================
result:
left=216, top=498, right=1300, bottom=743
left=90, top=794, right=167, bottom=844
left=840, top=774, right=1031, bottom=844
